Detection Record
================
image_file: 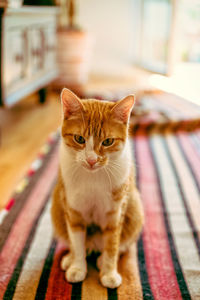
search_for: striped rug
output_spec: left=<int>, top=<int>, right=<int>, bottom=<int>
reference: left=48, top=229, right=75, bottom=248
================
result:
left=86, top=89, right=200, bottom=134
left=0, top=129, right=200, bottom=299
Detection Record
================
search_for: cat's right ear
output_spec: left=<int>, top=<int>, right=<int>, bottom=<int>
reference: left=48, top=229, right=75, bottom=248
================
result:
left=61, top=88, right=83, bottom=119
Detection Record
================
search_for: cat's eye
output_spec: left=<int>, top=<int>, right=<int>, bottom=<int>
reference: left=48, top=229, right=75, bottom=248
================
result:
left=102, top=138, right=114, bottom=147
left=74, top=135, right=85, bottom=144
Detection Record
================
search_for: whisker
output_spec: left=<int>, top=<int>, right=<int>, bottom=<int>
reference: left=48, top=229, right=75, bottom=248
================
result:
left=103, top=167, right=112, bottom=190
left=110, top=163, right=121, bottom=169
left=108, top=163, right=122, bottom=174
left=70, top=167, right=78, bottom=182
left=106, top=166, right=119, bottom=182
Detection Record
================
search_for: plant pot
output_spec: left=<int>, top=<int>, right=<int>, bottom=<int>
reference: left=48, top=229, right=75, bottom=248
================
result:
left=8, top=0, right=23, bottom=8
left=56, top=29, right=93, bottom=86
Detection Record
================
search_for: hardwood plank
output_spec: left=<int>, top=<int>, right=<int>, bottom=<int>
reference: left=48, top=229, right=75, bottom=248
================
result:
left=0, top=92, right=61, bottom=209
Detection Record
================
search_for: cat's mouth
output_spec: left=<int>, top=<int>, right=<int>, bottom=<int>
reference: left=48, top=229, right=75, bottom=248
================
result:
left=82, top=163, right=100, bottom=172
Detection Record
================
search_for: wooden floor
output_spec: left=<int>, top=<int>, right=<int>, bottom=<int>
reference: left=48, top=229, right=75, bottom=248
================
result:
left=0, top=92, right=61, bottom=209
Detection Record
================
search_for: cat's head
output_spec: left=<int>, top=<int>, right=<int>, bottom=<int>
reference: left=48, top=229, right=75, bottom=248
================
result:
left=61, top=88, right=134, bottom=172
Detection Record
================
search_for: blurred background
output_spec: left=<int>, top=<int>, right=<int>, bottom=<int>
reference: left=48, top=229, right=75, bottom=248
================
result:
left=60, top=0, right=200, bottom=104
left=1, top=0, right=200, bottom=105
left=0, top=0, right=200, bottom=207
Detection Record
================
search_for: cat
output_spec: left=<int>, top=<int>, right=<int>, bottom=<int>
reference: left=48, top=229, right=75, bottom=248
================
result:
left=51, top=88, right=144, bottom=289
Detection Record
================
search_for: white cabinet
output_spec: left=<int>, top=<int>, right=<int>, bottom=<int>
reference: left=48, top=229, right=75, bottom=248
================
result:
left=1, top=6, right=59, bottom=106
left=4, top=28, right=26, bottom=88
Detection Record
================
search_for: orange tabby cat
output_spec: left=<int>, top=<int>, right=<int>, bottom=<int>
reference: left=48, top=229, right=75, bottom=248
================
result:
left=51, top=88, right=144, bottom=288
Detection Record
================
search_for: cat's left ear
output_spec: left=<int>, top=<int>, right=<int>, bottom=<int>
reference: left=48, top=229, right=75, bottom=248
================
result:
left=61, top=88, right=83, bottom=118
left=111, top=95, right=135, bottom=123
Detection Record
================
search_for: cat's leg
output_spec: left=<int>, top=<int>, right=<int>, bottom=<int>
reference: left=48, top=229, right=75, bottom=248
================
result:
left=99, top=208, right=124, bottom=289
left=97, top=253, right=103, bottom=270
left=65, top=207, right=87, bottom=283
left=120, top=187, right=144, bottom=253
left=51, top=180, right=69, bottom=243
left=66, top=225, right=87, bottom=282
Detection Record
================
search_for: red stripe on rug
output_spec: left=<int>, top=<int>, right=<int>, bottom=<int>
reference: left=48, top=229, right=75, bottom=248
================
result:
left=0, top=147, right=59, bottom=298
left=135, top=133, right=182, bottom=300
left=177, top=132, right=200, bottom=185
left=5, top=198, right=15, bottom=211
left=45, top=242, right=72, bottom=300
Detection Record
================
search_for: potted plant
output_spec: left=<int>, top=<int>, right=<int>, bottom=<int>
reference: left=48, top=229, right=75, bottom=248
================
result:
left=55, top=0, right=93, bottom=92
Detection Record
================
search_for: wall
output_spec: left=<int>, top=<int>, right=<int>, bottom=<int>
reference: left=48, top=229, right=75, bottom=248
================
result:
left=76, top=0, right=136, bottom=77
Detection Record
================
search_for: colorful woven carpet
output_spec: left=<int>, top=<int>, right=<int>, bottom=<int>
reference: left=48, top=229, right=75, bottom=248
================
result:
left=87, top=89, right=200, bottom=134
left=131, top=92, right=200, bottom=134
left=0, top=129, right=200, bottom=299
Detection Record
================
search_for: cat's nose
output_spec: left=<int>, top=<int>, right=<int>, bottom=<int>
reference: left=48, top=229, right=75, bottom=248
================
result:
left=86, top=158, right=97, bottom=167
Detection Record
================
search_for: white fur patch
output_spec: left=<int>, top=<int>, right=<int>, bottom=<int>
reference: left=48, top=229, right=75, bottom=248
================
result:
left=85, top=136, right=97, bottom=162
left=60, top=136, right=132, bottom=234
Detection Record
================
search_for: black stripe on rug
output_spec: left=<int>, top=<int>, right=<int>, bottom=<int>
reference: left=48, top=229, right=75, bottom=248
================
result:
left=134, top=134, right=154, bottom=300
left=149, top=136, right=191, bottom=300
left=137, top=237, right=154, bottom=300
left=162, top=136, right=200, bottom=258
left=35, top=239, right=58, bottom=300
left=176, top=134, right=200, bottom=193
left=71, top=282, right=82, bottom=300
left=107, top=287, right=118, bottom=300
left=3, top=183, right=56, bottom=300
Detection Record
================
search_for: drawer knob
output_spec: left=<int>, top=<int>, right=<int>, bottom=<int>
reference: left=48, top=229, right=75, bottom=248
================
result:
left=15, top=54, right=24, bottom=62
left=32, top=49, right=42, bottom=56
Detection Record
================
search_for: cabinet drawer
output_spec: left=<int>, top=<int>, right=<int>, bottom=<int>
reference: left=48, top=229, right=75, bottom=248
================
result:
left=4, top=28, right=27, bottom=89
left=29, top=27, right=44, bottom=74
left=44, top=24, right=57, bottom=70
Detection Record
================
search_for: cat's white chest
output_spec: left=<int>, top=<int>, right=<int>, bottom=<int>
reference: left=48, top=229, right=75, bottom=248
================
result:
left=60, top=138, right=132, bottom=229
left=66, top=171, right=113, bottom=229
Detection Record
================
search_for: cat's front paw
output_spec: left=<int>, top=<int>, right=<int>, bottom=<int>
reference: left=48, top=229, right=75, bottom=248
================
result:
left=61, top=253, right=72, bottom=271
left=100, top=270, right=122, bottom=289
left=66, top=265, right=87, bottom=283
